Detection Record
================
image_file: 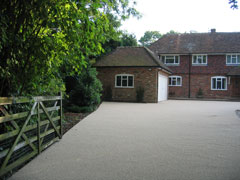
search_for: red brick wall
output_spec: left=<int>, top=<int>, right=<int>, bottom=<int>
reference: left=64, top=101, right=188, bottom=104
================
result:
left=168, top=74, right=189, bottom=98
left=190, top=74, right=231, bottom=99
left=96, top=67, right=159, bottom=103
left=168, top=55, right=238, bottom=99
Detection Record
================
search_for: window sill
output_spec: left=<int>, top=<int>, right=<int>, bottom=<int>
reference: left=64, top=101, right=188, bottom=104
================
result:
left=192, top=64, right=207, bottom=66
left=211, top=89, right=227, bottom=91
left=226, top=64, right=240, bottom=66
left=115, top=86, right=134, bottom=89
left=165, top=64, right=180, bottom=66
left=169, top=85, right=182, bottom=87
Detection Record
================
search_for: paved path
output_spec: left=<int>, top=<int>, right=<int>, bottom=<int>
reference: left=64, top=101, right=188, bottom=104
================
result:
left=10, top=100, right=240, bottom=180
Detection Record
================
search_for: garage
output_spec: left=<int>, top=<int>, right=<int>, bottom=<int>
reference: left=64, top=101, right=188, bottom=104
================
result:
left=158, top=73, right=168, bottom=101
left=94, top=46, right=172, bottom=103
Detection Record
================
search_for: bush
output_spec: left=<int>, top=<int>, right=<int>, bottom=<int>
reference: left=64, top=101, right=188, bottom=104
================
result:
left=65, top=105, right=95, bottom=113
left=65, top=66, right=102, bottom=113
left=196, top=88, right=204, bottom=98
left=104, top=86, right=112, bottom=101
left=136, top=86, right=144, bottom=102
left=169, top=91, right=175, bottom=96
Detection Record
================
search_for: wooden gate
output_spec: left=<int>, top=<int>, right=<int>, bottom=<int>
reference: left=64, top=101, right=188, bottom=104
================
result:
left=0, top=94, right=63, bottom=177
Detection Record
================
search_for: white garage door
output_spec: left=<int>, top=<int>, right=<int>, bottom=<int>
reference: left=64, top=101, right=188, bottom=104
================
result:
left=158, top=74, right=168, bottom=101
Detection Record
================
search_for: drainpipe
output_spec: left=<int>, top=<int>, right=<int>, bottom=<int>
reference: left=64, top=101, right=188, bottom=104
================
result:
left=188, top=54, right=191, bottom=98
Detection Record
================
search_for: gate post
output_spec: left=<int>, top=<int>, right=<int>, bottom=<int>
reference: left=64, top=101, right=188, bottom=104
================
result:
left=37, top=101, right=41, bottom=154
left=59, top=92, right=63, bottom=138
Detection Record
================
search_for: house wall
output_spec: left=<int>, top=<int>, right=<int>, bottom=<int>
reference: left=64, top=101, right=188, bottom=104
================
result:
left=167, top=55, right=239, bottom=99
left=96, top=67, right=160, bottom=103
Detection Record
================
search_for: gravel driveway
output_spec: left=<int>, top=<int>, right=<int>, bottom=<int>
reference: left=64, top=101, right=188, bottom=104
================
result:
left=10, top=100, right=240, bottom=180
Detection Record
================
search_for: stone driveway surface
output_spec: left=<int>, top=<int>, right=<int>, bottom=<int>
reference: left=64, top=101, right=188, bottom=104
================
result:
left=10, top=100, right=240, bottom=180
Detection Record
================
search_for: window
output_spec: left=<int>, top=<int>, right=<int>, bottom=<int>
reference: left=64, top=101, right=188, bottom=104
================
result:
left=192, top=55, right=207, bottom=65
left=226, top=54, right=240, bottom=65
left=169, top=76, right=182, bottom=86
left=161, top=55, right=180, bottom=65
left=211, top=76, right=227, bottom=90
left=115, top=74, right=134, bottom=88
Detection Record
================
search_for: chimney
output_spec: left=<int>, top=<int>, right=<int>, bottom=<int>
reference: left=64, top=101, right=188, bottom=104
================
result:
left=210, top=28, right=216, bottom=33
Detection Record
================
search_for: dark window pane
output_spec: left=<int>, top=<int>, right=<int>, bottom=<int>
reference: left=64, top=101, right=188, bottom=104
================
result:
left=217, top=79, right=221, bottom=89
left=166, top=59, right=174, bottom=64
left=169, top=78, right=171, bottom=85
left=227, top=55, right=231, bottom=64
left=116, top=76, right=121, bottom=86
left=212, top=78, right=216, bottom=89
left=162, top=56, right=165, bottom=62
left=166, top=56, right=174, bottom=64
left=172, top=78, right=176, bottom=85
left=237, top=55, right=240, bottom=63
left=177, top=78, right=181, bottom=85
left=222, top=78, right=226, bottom=89
left=175, top=56, right=179, bottom=64
left=128, top=76, right=133, bottom=87
left=122, top=79, right=127, bottom=86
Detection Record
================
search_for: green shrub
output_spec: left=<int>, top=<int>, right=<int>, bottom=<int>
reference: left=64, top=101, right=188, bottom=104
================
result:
left=136, top=86, right=144, bottom=102
left=169, top=91, right=175, bottom=96
left=65, top=105, right=95, bottom=113
left=196, top=88, right=204, bottom=98
left=65, top=66, right=102, bottom=113
left=104, top=86, right=112, bottom=101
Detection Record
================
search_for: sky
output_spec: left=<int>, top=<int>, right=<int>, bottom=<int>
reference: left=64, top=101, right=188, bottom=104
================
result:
left=120, top=0, right=240, bottom=40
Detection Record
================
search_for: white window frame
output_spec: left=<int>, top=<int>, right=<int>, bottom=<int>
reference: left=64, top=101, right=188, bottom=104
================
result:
left=226, top=54, right=240, bottom=65
left=192, top=54, right=208, bottom=65
left=169, top=76, right=182, bottom=86
left=115, top=74, right=134, bottom=88
left=161, top=55, right=180, bottom=66
left=211, top=76, right=227, bottom=91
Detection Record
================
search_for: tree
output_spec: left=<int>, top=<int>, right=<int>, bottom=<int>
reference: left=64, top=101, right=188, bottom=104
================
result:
left=101, top=31, right=138, bottom=54
left=120, top=32, right=138, bottom=46
left=229, top=0, right=238, bottom=9
left=65, top=66, right=102, bottom=113
left=0, top=0, right=139, bottom=96
left=166, top=30, right=179, bottom=34
left=139, top=31, right=162, bottom=46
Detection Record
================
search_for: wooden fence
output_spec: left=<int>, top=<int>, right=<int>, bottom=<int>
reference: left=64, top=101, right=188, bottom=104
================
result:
left=0, top=94, right=63, bottom=177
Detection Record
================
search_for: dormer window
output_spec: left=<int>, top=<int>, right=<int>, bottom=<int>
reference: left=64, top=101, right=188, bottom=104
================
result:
left=161, top=55, right=180, bottom=65
left=226, top=54, right=240, bottom=65
left=192, top=55, right=207, bottom=65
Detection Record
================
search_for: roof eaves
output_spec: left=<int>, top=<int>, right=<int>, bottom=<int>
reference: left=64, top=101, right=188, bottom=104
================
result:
left=144, top=47, right=172, bottom=73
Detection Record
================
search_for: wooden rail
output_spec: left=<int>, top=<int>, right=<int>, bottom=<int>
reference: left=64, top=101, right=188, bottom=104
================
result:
left=0, top=94, right=63, bottom=177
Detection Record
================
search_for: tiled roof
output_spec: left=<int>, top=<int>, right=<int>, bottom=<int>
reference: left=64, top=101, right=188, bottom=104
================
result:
left=227, top=66, right=240, bottom=76
left=94, top=46, right=172, bottom=72
left=149, top=32, right=240, bottom=54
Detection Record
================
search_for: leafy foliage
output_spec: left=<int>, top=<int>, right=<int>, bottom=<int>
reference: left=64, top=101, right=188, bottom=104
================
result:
left=102, top=31, right=138, bottom=55
left=139, top=30, right=180, bottom=46
left=139, top=31, right=162, bottom=46
left=120, top=32, right=138, bottom=46
left=229, top=0, right=238, bottom=9
left=0, top=0, right=139, bottom=96
left=65, top=67, right=102, bottom=113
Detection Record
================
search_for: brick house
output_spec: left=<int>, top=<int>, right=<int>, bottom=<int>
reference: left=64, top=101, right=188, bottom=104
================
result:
left=94, top=47, right=172, bottom=103
left=149, top=29, right=240, bottom=100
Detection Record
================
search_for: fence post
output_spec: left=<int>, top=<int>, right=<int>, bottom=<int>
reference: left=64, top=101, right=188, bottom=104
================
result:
left=37, top=101, right=41, bottom=154
left=59, top=92, right=63, bottom=138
